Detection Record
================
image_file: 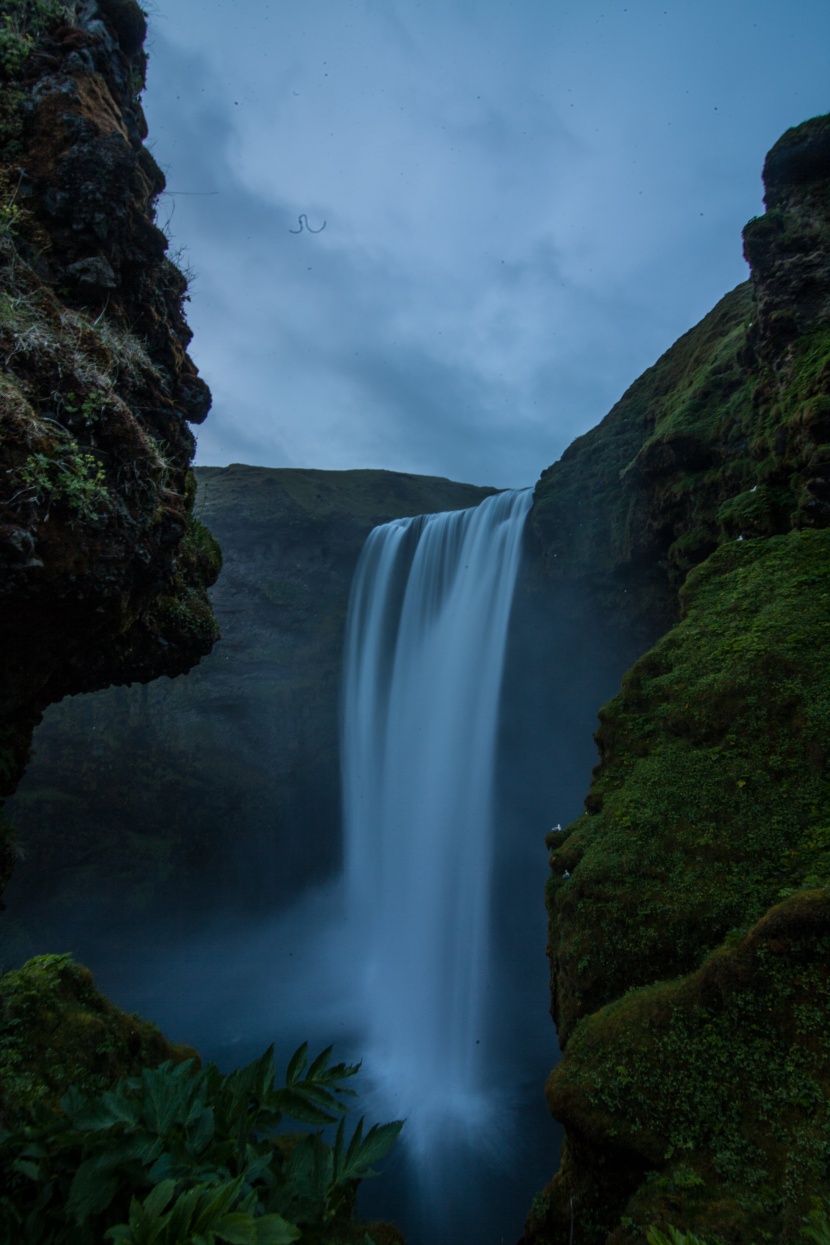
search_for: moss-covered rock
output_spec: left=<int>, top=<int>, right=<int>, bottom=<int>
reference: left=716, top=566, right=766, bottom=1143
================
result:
left=526, top=113, right=830, bottom=1243
left=0, top=952, right=196, bottom=1128
left=538, top=892, right=830, bottom=1245
left=547, top=529, right=830, bottom=1042
left=532, top=114, right=830, bottom=645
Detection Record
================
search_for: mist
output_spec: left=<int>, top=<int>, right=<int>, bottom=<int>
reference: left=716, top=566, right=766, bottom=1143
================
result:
left=2, top=492, right=644, bottom=1244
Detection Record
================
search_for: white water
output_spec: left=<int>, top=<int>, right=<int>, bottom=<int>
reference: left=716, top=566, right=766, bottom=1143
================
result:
left=340, top=488, right=533, bottom=1155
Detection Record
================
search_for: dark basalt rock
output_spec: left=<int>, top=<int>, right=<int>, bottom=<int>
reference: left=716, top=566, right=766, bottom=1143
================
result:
left=744, top=114, right=830, bottom=359
left=0, top=2, right=219, bottom=829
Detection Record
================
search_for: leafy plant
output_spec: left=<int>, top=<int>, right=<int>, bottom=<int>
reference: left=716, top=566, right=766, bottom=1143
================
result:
left=13, top=443, right=110, bottom=520
left=0, top=192, right=22, bottom=233
left=0, top=15, right=34, bottom=74
left=644, top=1203, right=830, bottom=1245
left=62, top=387, right=113, bottom=425
left=646, top=1228, right=710, bottom=1245
left=0, top=1041, right=403, bottom=1244
left=0, top=1, right=69, bottom=74
left=804, top=1201, right=830, bottom=1245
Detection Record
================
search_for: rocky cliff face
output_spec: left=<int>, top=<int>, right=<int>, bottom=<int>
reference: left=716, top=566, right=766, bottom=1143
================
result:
left=0, top=0, right=220, bottom=899
left=524, top=114, right=830, bottom=1243
left=1, top=465, right=495, bottom=960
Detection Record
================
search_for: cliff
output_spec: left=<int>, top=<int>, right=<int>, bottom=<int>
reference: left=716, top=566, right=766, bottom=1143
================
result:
left=524, top=113, right=830, bottom=1242
left=1, top=464, right=495, bottom=960
left=0, top=0, right=221, bottom=901
left=3, top=7, right=829, bottom=1236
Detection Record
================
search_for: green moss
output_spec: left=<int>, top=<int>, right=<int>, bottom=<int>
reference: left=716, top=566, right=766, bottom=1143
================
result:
left=529, top=114, right=830, bottom=1245
left=0, top=953, right=195, bottom=1126
left=548, top=529, right=830, bottom=1035
left=546, top=893, right=830, bottom=1245
left=533, top=276, right=830, bottom=632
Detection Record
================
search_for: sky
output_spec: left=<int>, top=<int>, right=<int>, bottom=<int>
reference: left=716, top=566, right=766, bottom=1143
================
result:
left=142, top=0, right=830, bottom=490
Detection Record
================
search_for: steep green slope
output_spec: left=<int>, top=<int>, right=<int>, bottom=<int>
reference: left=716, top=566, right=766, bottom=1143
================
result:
left=525, top=113, right=830, bottom=1243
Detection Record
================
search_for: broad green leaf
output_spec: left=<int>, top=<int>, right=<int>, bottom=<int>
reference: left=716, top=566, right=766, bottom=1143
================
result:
left=307, top=1055, right=360, bottom=1090
left=253, top=1213, right=302, bottom=1244
left=104, top=1226, right=133, bottom=1242
left=274, top=1088, right=341, bottom=1125
left=142, top=1178, right=178, bottom=1219
left=188, top=1106, right=216, bottom=1155
left=67, top=1157, right=120, bottom=1222
left=337, top=1119, right=404, bottom=1183
left=63, top=1083, right=138, bottom=1131
left=209, top=1212, right=258, bottom=1244
left=281, top=1082, right=348, bottom=1111
left=141, top=1062, right=193, bottom=1134
left=285, top=1044, right=308, bottom=1087
left=251, top=1045, right=277, bottom=1102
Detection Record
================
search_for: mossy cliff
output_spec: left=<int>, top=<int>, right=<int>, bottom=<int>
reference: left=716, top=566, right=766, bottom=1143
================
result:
left=0, top=0, right=221, bottom=900
left=524, top=114, right=830, bottom=1242
left=1, top=465, right=494, bottom=959
left=0, top=952, right=196, bottom=1127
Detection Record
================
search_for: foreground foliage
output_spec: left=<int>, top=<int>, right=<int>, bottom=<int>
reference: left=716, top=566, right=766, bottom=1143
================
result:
left=0, top=1038, right=402, bottom=1244
left=645, top=1201, right=830, bottom=1245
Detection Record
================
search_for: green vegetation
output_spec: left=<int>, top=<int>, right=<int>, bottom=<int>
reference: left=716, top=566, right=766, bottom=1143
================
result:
left=0, top=1, right=69, bottom=76
left=647, top=1228, right=712, bottom=1245
left=530, top=283, right=757, bottom=631
left=532, top=286, right=830, bottom=627
left=0, top=956, right=402, bottom=1244
left=547, top=528, right=830, bottom=1032
left=0, top=1046, right=400, bottom=1244
left=644, top=1202, right=830, bottom=1245
left=547, top=892, right=830, bottom=1242
left=0, top=955, right=195, bottom=1119
left=528, top=112, right=830, bottom=1245
left=14, top=443, right=110, bottom=520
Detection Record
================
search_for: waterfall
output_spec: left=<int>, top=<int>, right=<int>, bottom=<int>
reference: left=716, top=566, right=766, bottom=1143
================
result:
left=340, top=487, right=533, bottom=1154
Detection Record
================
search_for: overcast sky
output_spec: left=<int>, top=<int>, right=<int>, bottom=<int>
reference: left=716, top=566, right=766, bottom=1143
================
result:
left=142, top=1, right=830, bottom=489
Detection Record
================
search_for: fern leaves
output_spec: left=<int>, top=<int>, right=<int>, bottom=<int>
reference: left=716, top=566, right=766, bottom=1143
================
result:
left=0, top=1043, right=402, bottom=1245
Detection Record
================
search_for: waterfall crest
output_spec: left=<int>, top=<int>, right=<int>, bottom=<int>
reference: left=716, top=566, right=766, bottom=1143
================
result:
left=341, top=488, right=533, bottom=1152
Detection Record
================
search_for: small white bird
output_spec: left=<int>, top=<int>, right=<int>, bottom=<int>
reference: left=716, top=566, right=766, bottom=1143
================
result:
left=550, top=823, right=562, bottom=833
left=562, top=870, right=571, bottom=879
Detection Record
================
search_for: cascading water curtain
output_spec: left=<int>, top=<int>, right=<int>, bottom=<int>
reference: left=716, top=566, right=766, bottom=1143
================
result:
left=340, top=488, right=532, bottom=1156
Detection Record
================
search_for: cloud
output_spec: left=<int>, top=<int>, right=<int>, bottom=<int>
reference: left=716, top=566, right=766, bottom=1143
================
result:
left=143, top=0, right=830, bottom=488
